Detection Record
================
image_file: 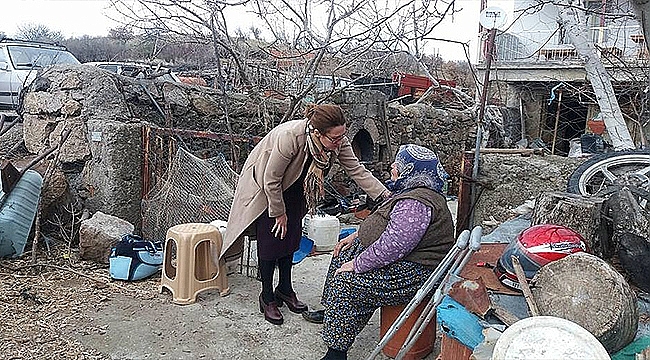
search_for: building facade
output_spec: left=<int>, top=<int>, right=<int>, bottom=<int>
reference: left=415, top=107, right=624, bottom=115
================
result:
left=478, top=0, right=649, bottom=154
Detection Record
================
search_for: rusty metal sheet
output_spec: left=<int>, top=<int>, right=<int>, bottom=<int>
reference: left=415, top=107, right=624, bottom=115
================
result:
left=458, top=243, right=520, bottom=296
left=448, top=277, right=491, bottom=317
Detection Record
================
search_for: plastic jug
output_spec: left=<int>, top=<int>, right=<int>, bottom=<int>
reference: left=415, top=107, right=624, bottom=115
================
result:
left=307, top=214, right=340, bottom=251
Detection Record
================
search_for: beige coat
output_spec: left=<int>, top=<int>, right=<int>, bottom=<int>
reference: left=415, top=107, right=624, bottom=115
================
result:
left=221, top=118, right=387, bottom=259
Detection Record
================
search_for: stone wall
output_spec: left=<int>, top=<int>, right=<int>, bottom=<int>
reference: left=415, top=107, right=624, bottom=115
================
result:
left=330, top=89, right=476, bottom=194
left=385, top=102, right=475, bottom=191
left=473, top=153, right=583, bottom=230
left=20, top=65, right=476, bottom=232
left=20, top=65, right=291, bottom=228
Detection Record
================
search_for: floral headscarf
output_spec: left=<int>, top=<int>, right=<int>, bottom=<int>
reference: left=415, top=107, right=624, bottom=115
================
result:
left=385, top=144, right=449, bottom=194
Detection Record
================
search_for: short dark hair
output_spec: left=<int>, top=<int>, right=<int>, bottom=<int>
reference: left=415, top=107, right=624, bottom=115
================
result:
left=304, top=104, right=345, bottom=133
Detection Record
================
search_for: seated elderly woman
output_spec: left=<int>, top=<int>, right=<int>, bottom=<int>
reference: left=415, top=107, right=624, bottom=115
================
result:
left=310, top=144, right=455, bottom=360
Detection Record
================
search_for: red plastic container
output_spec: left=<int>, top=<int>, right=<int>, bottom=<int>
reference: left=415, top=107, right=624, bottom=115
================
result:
left=587, top=119, right=606, bottom=135
left=380, top=302, right=436, bottom=360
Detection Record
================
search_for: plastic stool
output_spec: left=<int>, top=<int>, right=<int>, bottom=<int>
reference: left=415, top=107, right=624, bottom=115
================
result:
left=380, top=302, right=436, bottom=360
left=160, top=223, right=230, bottom=304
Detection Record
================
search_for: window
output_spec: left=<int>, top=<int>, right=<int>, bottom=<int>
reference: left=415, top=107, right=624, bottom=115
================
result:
left=586, top=0, right=612, bottom=43
left=0, top=46, right=7, bottom=63
left=97, top=64, right=119, bottom=73
left=7, top=45, right=79, bottom=70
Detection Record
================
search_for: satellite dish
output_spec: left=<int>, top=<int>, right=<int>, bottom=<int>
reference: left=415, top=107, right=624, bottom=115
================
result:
left=479, top=6, right=507, bottom=30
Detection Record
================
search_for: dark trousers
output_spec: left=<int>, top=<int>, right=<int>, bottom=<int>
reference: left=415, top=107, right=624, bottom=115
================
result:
left=259, top=254, right=294, bottom=303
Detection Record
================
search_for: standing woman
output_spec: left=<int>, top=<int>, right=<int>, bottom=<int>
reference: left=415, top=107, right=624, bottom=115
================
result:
left=222, top=104, right=390, bottom=325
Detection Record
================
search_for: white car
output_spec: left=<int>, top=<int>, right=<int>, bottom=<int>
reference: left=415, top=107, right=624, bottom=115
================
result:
left=0, top=36, right=80, bottom=111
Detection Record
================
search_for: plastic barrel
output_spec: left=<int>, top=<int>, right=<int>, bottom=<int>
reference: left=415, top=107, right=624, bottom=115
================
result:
left=380, top=302, right=436, bottom=360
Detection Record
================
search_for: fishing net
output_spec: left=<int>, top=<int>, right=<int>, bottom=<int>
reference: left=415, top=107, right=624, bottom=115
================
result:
left=141, top=147, right=239, bottom=242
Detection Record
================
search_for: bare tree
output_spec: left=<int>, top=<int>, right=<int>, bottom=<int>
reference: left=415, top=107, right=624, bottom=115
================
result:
left=556, top=0, right=635, bottom=150
left=16, top=24, right=64, bottom=43
left=109, top=0, right=261, bottom=170
left=108, top=0, right=462, bottom=105
left=249, top=0, right=461, bottom=94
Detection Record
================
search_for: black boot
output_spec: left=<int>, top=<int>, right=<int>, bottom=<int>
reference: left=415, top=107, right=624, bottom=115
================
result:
left=320, top=347, right=347, bottom=360
left=302, top=309, right=325, bottom=324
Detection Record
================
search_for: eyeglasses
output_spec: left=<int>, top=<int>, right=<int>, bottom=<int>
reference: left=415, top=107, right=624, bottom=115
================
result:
left=322, top=132, right=345, bottom=143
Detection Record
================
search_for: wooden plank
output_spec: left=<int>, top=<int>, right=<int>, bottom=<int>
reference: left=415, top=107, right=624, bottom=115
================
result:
left=511, top=255, right=539, bottom=316
left=448, top=278, right=491, bottom=317
left=491, top=304, right=520, bottom=326
left=463, top=148, right=544, bottom=155
left=458, top=243, right=520, bottom=296
left=438, top=333, right=473, bottom=360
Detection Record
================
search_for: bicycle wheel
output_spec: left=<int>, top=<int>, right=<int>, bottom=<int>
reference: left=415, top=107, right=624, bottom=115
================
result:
left=567, top=150, right=650, bottom=209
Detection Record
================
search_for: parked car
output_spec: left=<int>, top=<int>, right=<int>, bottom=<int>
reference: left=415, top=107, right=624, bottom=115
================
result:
left=85, top=61, right=181, bottom=82
left=0, top=36, right=80, bottom=111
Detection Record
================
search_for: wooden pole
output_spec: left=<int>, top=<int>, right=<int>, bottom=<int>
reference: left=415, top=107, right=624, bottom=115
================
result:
left=519, top=97, right=526, bottom=142
left=551, top=90, right=563, bottom=155
left=464, top=148, right=544, bottom=155
left=511, top=255, right=540, bottom=316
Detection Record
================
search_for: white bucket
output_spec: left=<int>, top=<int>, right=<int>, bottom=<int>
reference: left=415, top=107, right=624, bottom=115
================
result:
left=490, top=316, right=610, bottom=360
left=307, top=214, right=340, bottom=252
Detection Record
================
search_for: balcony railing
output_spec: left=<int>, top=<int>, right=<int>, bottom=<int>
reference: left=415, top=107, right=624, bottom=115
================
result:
left=484, top=23, right=647, bottom=64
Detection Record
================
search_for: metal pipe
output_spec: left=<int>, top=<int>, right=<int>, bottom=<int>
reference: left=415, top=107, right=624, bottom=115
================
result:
left=519, top=97, right=526, bottom=142
left=551, top=90, right=563, bottom=155
left=469, top=28, right=497, bottom=228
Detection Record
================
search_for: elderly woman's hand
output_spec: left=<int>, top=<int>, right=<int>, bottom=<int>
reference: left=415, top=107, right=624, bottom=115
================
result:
left=335, top=260, right=354, bottom=274
left=333, top=232, right=356, bottom=257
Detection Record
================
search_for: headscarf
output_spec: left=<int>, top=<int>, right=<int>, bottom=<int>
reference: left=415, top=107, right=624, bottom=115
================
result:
left=304, top=122, right=332, bottom=214
left=385, top=144, right=449, bottom=195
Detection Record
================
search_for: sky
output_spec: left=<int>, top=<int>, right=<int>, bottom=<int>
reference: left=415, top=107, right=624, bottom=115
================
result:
left=1, top=0, right=513, bottom=61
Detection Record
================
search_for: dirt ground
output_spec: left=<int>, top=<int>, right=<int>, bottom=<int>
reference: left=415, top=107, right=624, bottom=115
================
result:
left=0, top=201, right=458, bottom=360
left=0, top=250, right=440, bottom=360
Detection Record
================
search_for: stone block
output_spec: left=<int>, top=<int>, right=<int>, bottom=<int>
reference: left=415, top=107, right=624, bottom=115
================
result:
left=57, top=120, right=92, bottom=163
left=79, top=211, right=134, bottom=264
left=366, top=104, right=379, bottom=119
left=22, top=114, right=55, bottom=154
left=62, top=100, right=82, bottom=116
left=351, top=104, right=367, bottom=118
left=84, top=120, right=142, bottom=227
left=23, top=92, right=63, bottom=114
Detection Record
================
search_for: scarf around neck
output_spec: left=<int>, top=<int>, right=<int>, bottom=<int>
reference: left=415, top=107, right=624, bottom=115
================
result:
left=304, top=123, right=332, bottom=214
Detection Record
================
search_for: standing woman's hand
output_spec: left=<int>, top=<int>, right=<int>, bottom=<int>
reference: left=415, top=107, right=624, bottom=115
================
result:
left=272, top=213, right=288, bottom=239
